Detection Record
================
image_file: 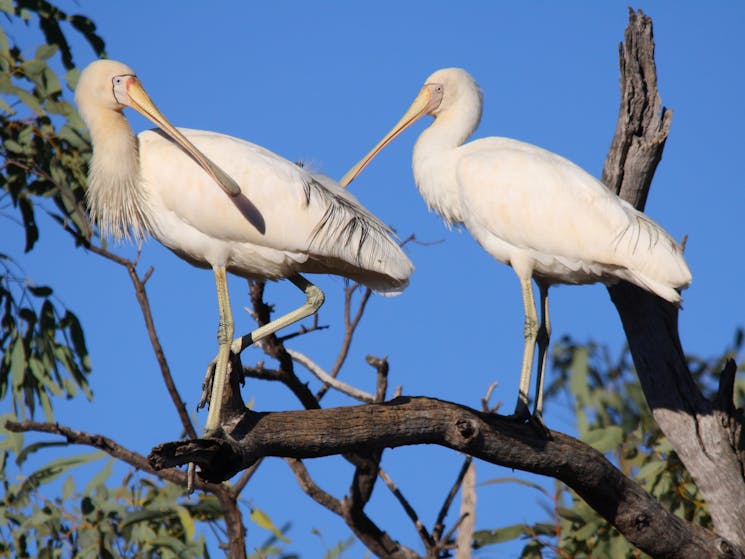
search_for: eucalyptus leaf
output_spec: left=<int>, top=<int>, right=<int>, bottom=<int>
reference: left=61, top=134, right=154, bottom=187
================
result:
left=473, top=523, right=529, bottom=545
left=35, top=44, right=58, bottom=60
left=250, top=507, right=290, bottom=543
left=584, top=425, right=623, bottom=453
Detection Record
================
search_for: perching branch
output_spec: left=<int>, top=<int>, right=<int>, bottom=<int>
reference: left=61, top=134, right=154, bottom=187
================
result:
left=148, top=397, right=737, bottom=559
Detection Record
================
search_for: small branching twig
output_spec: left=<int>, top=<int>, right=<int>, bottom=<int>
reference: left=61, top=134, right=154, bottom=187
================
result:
left=398, top=232, right=444, bottom=249
left=230, top=459, right=263, bottom=497
left=286, top=458, right=343, bottom=515
left=276, top=316, right=329, bottom=343
left=379, top=467, right=436, bottom=551
left=5, top=419, right=217, bottom=492
left=433, top=456, right=474, bottom=543
left=481, top=382, right=501, bottom=414
left=288, top=349, right=376, bottom=403
left=366, top=354, right=389, bottom=403
left=84, top=242, right=196, bottom=439
left=316, top=283, right=372, bottom=401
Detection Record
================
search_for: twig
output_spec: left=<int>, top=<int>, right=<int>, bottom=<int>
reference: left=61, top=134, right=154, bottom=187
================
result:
left=366, top=355, right=389, bottom=403
left=398, top=232, right=445, bottom=248
left=433, top=456, right=473, bottom=542
left=285, top=458, right=343, bottom=515
left=379, top=467, right=436, bottom=551
left=288, top=349, right=375, bottom=403
left=230, top=459, right=263, bottom=497
left=316, top=284, right=372, bottom=401
left=5, top=419, right=217, bottom=492
left=85, top=242, right=196, bottom=439
left=276, top=317, right=329, bottom=343
left=481, top=382, right=500, bottom=413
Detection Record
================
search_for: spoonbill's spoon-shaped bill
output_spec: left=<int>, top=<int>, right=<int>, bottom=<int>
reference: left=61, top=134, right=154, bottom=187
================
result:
left=112, top=71, right=241, bottom=198
left=340, top=82, right=443, bottom=188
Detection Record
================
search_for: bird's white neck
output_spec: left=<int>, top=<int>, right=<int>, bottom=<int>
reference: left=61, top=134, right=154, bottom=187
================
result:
left=412, top=87, right=482, bottom=226
left=85, top=108, right=151, bottom=240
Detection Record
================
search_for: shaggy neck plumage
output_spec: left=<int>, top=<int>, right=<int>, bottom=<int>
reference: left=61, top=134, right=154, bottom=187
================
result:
left=85, top=108, right=151, bottom=240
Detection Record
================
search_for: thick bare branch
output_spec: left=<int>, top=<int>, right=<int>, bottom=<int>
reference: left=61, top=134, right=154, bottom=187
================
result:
left=148, top=398, right=739, bottom=559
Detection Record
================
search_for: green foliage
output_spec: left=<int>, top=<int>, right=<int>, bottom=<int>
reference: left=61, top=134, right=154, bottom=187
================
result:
left=0, top=0, right=100, bottom=419
left=0, top=254, right=91, bottom=420
left=477, top=331, right=744, bottom=558
left=0, top=457, right=218, bottom=559
left=0, top=0, right=105, bottom=251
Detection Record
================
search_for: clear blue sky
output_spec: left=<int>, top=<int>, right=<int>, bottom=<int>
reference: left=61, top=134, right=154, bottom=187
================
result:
left=3, top=1, right=744, bottom=557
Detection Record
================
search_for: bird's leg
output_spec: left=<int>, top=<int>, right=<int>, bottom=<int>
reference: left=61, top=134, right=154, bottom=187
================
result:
left=204, top=265, right=234, bottom=435
left=198, top=275, right=325, bottom=415
left=513, top=276, right=539, bottom=421
left=228, top=273, right=325, bottom=354
left=533, top=284, right=551, bottom=420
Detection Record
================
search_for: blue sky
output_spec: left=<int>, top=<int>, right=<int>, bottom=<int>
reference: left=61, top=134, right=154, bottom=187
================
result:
left=3, top=1, right=745, bottom=557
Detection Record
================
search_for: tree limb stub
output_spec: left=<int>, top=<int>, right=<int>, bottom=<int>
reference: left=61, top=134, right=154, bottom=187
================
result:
left=148, top=397, right=739, bottom=559
left=602, top=9, right=745, bottom=548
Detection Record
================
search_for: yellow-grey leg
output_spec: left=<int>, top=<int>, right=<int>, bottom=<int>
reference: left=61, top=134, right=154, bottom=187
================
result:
left=533, top=283, right=551, bottom=419
left=205, top=265, right=234, bottom=434
left=228, top=273, right=325, bottom=355
left=514, top=276, right=539, bottom=420
left=198, top=274, right=325, bottom=414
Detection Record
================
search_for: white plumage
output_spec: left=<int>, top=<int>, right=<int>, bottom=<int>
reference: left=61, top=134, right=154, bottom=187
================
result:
left=343, top=67, right=691, bottom=422
left=76, top=59, right=413, bottom=435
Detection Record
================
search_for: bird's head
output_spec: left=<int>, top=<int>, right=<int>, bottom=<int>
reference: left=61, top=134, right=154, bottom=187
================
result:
left=340, top=67, right=481, bottom=187
left=422, top=68, right=482, bottom=118
left=75, top=59, right=138, bottom=116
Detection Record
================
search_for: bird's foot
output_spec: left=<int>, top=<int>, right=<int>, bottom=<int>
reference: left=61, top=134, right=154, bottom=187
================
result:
left=197, top=362, right=215, bottom=411
left=199, top=347, right=247, bottom=412
left=505, top=401, right=532, bottom=423
left=504, top=403, right=551, bottom=438
left=527, top=412, right=551, bottom=439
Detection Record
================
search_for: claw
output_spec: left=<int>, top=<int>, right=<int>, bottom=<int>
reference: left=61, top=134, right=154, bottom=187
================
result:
left=503, top=404, right=551, bottom=439
left=198, top=361, right=216, bottom=411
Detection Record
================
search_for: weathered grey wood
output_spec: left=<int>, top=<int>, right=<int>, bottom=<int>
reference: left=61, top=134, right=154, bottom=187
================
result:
left=602, top=9, right=745, bottom=548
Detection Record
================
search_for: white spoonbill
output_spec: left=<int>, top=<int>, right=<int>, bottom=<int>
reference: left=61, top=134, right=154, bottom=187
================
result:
left=75, top=59, right=414, bottom=435
left=342, top=67, right=691, bottom=422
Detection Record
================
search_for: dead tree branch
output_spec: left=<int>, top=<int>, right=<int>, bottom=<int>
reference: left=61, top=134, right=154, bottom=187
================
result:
left=602, top=8, right=745, bottom=548
left=148, top=398, right=739, bottom=559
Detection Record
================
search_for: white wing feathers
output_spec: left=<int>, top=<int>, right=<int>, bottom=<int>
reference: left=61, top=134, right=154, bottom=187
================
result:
left=457, top=138, right=691, bottom=302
